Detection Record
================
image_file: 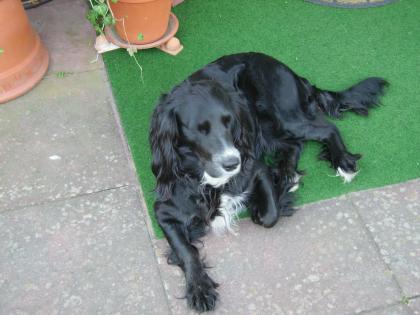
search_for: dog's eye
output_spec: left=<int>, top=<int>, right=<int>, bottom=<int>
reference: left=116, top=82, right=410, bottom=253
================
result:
left=221, top=115, right=231, bottom=127
left=197, top=121, right=210, bottom=135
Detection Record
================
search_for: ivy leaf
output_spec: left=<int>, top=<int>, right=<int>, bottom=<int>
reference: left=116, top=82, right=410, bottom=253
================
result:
left=137, top=32, right=144, bottom=41
left=0, top=48, right=4, bottom=54
left=111, top=0, right=118, bottom=3
left=86, top=1, right=114, bottom=35
left=86, top=10, right=98, bottom=24
left=93, top=4, right=107, bottom=16
left=103, top=15, right=114, bottom=26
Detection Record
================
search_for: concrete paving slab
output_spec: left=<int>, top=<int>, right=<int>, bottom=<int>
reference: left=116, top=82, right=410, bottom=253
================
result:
left=363, top=303, right=412, bottom=315
left=155, top=197, right=401, bottom=315
left=0, top=186, right=170, bottom=315
left=5, top=3, right=418, bottom=315
left=27, top=0, right=102, bottom=74
left=351, top=180, right=420, bottom=297
left=0, top=70, right=133, bottom=212
left=409, top=297, right=420, bottom=315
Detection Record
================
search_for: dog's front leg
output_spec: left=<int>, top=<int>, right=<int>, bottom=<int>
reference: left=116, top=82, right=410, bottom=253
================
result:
left=155, top=202, right=218, bottom=312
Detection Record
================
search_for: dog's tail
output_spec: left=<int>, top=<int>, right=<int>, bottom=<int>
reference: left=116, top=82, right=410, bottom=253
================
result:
left=310, top=77, right=389, bottom=118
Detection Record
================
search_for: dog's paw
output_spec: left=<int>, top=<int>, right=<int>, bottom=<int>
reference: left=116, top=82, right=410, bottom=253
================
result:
left=336, top=152, right=361, bottom=183
left=186, top=274, right=218, bottom=312
left=251, top=208, right=265, bottom=226
left=336, top=167, right=359, bottom=183
left=279, top=205, right=296, bottom=217
left=251, top=206, right=279, bottom=228
left=251, top=208, right=263, bottom=226
left=167, top=250, right=181, bottom=266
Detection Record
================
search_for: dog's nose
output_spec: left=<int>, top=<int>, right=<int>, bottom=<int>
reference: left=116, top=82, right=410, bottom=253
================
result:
left=222, top=156, right=240, bottom=172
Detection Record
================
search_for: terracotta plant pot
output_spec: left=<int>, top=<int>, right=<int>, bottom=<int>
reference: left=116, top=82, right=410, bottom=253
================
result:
left=108, top=0, right=172, bottom=45
left=0, top=0, right=49, bottom=104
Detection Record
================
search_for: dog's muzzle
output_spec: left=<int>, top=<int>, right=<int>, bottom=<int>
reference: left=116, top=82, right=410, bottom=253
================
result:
left=202, top=147, right=241, bottom=187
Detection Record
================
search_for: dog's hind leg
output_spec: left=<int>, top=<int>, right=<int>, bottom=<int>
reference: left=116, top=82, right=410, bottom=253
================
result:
left=302, top=121, right=361, bottom=183
left=275, top=142, right=304, bottom=192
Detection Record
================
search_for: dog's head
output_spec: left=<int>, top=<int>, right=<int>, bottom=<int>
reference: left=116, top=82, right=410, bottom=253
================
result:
left=150, top=79, right=252, bottom=198
left=177, top=82, right=242, bottom=186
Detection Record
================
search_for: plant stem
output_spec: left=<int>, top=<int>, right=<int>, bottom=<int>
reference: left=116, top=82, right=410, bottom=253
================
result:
left=106, top=0, right=144, bottom=83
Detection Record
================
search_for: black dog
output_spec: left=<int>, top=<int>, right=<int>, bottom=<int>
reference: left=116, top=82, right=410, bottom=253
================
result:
left=149, top=52, right=387, bottom=312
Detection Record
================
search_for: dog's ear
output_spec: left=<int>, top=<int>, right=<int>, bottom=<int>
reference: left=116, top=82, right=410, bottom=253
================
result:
left=150, top=96, right=181, bottom=199
left=233, top=108, right=254, bottom=162
left=227, top=63, right=246, bottom=90
left=229, top=63, right=256, bottom=161
left=229, top=91, right=254, bottom=163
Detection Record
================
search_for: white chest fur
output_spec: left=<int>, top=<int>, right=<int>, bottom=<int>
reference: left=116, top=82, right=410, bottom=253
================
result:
left=211, top=193, right=248, bottom=235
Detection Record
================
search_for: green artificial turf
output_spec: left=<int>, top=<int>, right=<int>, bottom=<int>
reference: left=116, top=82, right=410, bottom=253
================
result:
left=103, top=0, right=420, bottom=239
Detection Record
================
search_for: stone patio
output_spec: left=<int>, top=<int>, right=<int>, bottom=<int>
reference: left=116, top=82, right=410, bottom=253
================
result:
left=0, top=1, right=419, bottom=314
